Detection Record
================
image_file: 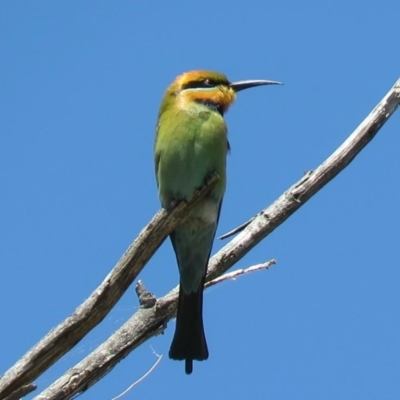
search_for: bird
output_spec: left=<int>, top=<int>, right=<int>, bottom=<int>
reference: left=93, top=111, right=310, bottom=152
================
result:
left=154, top=70, right=281, bottom=374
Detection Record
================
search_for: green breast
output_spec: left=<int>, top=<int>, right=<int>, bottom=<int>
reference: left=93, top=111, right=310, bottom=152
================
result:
left=155, top=103, right=228, bottom=207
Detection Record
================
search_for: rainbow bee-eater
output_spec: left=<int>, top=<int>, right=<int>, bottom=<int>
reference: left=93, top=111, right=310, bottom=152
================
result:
left=154, top=70, right=281, bottom=374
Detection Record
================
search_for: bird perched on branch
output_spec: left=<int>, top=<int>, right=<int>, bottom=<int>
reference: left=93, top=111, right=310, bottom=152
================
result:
left=154, top=70, right=281, bottom=374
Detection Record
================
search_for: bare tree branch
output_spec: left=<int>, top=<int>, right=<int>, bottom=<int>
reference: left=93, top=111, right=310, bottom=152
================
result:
left=34, top=260, right=277, bottom=400
left=31, top=77, right=400, bottom=399
left=0, top=175, right=219, bottom=400
left=3, top=384, right=36, bottom=400
left=1, top=78, right=399, bottom=400
left=206, top=77, right=400, bottom=282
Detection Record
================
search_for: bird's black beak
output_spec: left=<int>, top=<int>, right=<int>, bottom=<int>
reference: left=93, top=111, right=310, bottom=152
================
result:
left=230, top=79, right=283, bottom=92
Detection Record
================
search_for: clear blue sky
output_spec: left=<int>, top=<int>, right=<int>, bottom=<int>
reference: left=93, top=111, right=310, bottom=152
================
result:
left=1, top=1, right=399, bottom=399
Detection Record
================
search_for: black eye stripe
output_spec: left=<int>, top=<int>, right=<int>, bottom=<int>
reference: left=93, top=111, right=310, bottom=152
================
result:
left=181, top=79, right=219, bottom=90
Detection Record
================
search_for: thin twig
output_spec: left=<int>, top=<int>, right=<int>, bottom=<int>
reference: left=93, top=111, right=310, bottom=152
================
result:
left=205, top=259, right=276, bottom=287
left=217, top=217, right=254, bottom=240
left=110, top=350, right=162, bottom=400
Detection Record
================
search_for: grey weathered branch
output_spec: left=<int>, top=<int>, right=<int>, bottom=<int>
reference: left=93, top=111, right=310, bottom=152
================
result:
left=1, top=77, right=399, bottom=400
left=35, top=260, right=276, bottom=399
left=3, top=384, right=36, bottom=400
left=0, top=175, right=219, bottom=400
left=34, top=77, right=400, bottom=399
left=207, top=77, right=400, bottom=281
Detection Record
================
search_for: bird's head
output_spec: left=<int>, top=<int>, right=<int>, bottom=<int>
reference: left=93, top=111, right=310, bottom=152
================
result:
left=161, top=70, right=282, bottom=115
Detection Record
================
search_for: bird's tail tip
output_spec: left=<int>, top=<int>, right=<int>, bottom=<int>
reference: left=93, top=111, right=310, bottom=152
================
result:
left=169, top=333, right=209, bottom=365
left=185, top=359, right=193, bottom=374
left=169, top=285, right=209, bottom=374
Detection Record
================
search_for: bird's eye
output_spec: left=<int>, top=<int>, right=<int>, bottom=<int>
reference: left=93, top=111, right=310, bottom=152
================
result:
left=203, top=79, right=214, bottom=87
